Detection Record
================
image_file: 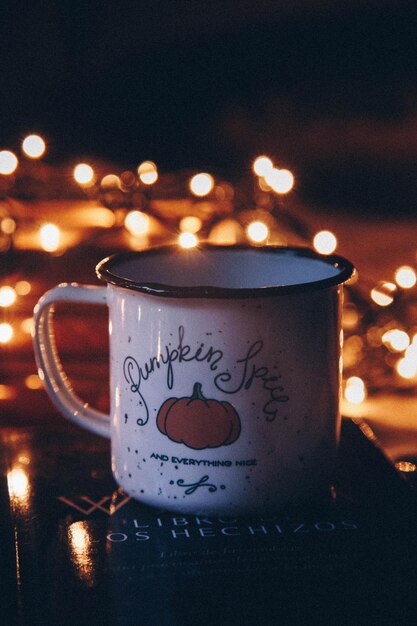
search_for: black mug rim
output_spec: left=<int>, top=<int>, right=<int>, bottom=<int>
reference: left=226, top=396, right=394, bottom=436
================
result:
left=96, top=244, right=356, bottom=299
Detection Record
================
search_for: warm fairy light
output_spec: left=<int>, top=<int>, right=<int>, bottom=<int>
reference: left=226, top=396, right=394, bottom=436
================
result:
left=15, top=280, right=31, bottom=296
left=138, top=161, right=158, bottom=185
left=179, top=232, right=198, bottom=248
left=247, top=221, right=269, bottom=243
left=73, top=163, right=95, bottom=186
left=313, top=230, right=337, bottom=255
left=39, top=223, right=61, bottom=252
left=396, top=357, right=417, bottom=380
left=382, top=329, right=410, bottom=352
left=189, top=173, right=214, bottom=197
left=1, top=217, right=16, bottom=235
left=0, top=323, right=13, bottom=343
left=394, top=266, right=416, bottom=289
left=179, top=216, right=203, bottom=233
left=100, top=174, right=121, bottom=189
left=0, top=384, right=16, bottom=401
left=264, top=168, right=294, bottom=194
left=22, top=134, right=46, bottom=159
left=344, top=376, right=366, bottom=404
left=25, top=374, right=43, bottom=390
left=0, top=150, right=18, bottom=175
left=124, top=210, right=150, bottom=236
left=0, top=286, right=17, bottom=307
left=253, top=156, right=273, bottom=177
left=21, top=317, right=34, bottom=334
left=370, top=282, right=396, bottom=306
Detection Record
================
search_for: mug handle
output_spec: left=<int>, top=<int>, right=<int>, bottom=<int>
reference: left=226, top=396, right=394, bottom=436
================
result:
left=33, top=283, right=110, bottom=438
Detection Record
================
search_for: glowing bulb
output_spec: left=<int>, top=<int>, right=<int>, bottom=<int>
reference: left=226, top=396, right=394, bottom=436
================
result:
left=0, top=150, right=18, bottom=175
left=394, top=266, right=416, bottom=289
left=313, top=230, right=338, bottom=255
left=1, top=217, right=16, bottom=234
left=179, top=232, right=198, bottom=249
left=25, top=374, right=43, bottom=390
left=39, top=223, right=61, bottom=252
left=15, top=280, right=31, bottom=296
left=179, top=216, right=203, bottom=233
left=73, top=163, right=95, bottom=186
left=396, top=358, right=417, bottom=380
left=22, top=134, right=46, bottom=158
left=0, top=323, right=13, bottom=343
left=370, top=282, right=396, bottom=306
left=189, top=173, right=214, bottom=197
left=253, top=156, right=273, bottom=177
left=7, top=468, right=29, bottom=499
left=344, top=376, right=366, bottom=404
left=247, top=221, right=269, bottom=243
left=264, top=168, right=294, bottom=194
left=100, top=174, right=121, bottom=189
left=0, top=286, right=17, bottom=307
left=124, top=210, right=150, bottom=236
left=382, top=329, right=410, bottom=352
left=138, top=161, right=158, bottom=185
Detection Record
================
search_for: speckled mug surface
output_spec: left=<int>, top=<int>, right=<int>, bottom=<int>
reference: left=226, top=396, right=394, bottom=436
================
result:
left=33, top=245, right=355, bottom=515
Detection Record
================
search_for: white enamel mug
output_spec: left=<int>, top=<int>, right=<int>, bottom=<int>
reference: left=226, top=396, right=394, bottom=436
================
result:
left=33, top=245, right=355, bottom=515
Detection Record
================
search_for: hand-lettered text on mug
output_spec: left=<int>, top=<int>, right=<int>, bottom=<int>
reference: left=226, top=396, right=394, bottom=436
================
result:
left=150, top=453, right=257, bottom=467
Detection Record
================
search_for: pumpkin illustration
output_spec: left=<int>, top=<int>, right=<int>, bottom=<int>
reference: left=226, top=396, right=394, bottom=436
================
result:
left=156, top=382, right=241, bottom=450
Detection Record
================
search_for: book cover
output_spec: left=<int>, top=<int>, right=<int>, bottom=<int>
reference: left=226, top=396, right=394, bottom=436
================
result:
left=1, top=418, right=416, bottom=625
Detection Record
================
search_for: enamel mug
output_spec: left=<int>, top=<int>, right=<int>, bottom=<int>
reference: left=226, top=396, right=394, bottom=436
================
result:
left=33, top=245, right=355, bottom=515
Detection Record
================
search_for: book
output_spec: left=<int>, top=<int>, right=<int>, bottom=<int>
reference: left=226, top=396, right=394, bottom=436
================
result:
left=1, top=418, right=416, bottom=625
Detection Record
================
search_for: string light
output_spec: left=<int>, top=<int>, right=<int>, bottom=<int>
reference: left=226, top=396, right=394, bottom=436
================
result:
left=247, top=221, right=269, bottom=243
left=189, top=173, right=214, bottom=197
left=344, top=376, right=366, bottom=404
left=394, top=266, right=416, bottom=289
left=370, top=282, right=397, bottom=306
left=313, top=230, right=337, bottom=255
left=179, top=232, right=198, bottom=248
left=0, top=150, right=18, bottom=175
left=253, top=156, right=273, bottom=177
left=264, top=168, right=294, bottom=194
left=73, top=163, right=95, bottom=186
left=138, top=161, right=158, bottom=185
left=0, top=323, right=13, bottom=344
left=39, top=223, right=61, bottom=252
left=22, top=134, right=46, bottom=159
left=124, top=210, right=150, bottom=236
left=0, top=286, right=17, bottom=307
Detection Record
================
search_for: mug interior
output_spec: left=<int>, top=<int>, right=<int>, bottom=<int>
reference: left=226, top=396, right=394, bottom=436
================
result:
left=96, top=246, right=355, bottom=298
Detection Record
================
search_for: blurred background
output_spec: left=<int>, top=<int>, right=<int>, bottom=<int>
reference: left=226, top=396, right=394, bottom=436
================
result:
left=1, top=0, right=416, bottom=214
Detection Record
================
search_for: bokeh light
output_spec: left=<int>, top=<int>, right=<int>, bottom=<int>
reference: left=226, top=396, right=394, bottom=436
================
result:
left=0, top=286, right=17, bottom=307
left=264, top=168, right=294, bottom=194
left=179, top=232, right=198, bottom=248
left=247, top=221, right=269, bottom=243
left=73, top=163, right=95, bottom=186
left=0, top=150, right=18, bottom=175
left=371, top=282, right=397, bottom=306
left=15, top=280, right=31, bottom=296
left=189, top=173, right=214, bottom=197
left=100, top=174, right=121, bottom=189
left=396, top=357, right=417, bottom=380
left=124, top=210, right=150, bottom=236
left=25, top=374, right=43, bottom=390
left=382, top=329, right=410, bottom=352
left=138, top=161, right=158, bottom=185
left=1, top=217, right=17, bottom=235
left=313, top=230, right=338, bottom=255
left=253, top=156, right=273, bottom=177
left=0, top=323, right=14, bottom=344
left=394, top=266, right=416, bottom=289
left=22, top=134, right=46, bottom=159
left=39, top=223, right=61, bottom=252
left=344, top=376, right=366, bottom=404
left=179, top=216, right=203, bottom=233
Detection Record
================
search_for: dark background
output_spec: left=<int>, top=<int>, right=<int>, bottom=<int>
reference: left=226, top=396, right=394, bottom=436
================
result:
left=1, top=0, right=416, bottom=212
